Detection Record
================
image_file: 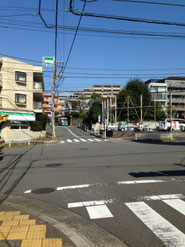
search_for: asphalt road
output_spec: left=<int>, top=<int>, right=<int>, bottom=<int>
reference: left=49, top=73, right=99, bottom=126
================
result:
left=1, top=126, right=185, bottom=247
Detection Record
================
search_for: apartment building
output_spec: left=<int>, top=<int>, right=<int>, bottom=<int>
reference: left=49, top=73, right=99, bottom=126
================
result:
left=43, top=94, right=59, bottom=116
left=145, top=77, right=185, bottom=118
left=74, top=85, right=121, bottom=100
left=0, top=57, right=44, bottom=140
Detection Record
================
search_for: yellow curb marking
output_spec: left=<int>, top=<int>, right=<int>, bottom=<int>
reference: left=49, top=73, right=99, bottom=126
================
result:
left=0, top=211, right=63, bottom=246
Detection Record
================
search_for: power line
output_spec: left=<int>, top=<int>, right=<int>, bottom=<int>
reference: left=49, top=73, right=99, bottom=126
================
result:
left=113, top=0, right=185, bottom=8
left=70, top=0, right=185, bottom=27
left=56, top=0, right=87, bottom=88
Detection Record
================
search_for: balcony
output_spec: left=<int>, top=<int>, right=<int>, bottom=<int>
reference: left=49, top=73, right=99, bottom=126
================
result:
left=33, top=81, right=43, bottom=91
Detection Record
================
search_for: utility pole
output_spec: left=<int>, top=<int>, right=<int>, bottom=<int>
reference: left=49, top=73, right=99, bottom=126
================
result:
left=154, top=93, right=156, bottom=123
left=115, top=96, right=117, bottom=122
left=51, top=0, right=59, bottom=140
left=170, top=91, right=172, bottom=132
left=140, top=94, right=143, bottom=130
left=107, top=97, right=109, bottom=124
left=127, top=95, right=129, bottom=122
left=110, top=96, right=112, bottom=122
left=102, top=98, right=104, bottom=129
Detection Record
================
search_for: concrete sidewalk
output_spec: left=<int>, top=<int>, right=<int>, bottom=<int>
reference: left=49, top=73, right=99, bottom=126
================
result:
left=0, top=194, right=129, bottom=247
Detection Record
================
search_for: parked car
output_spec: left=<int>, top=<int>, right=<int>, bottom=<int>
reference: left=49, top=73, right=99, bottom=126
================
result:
left=107, top=123, right=118, bottom=130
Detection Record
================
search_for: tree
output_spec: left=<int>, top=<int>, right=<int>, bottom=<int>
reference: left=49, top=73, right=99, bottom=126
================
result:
left=117, top=79, right=165, bottom=121
left=91, top=93, right=101, bottom=100
left=89, top=101, right=102, bottom=124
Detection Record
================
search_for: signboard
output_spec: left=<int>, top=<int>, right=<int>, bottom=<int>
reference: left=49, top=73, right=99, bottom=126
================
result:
left=43, top=57, right=54, bottom=67
left=0, top=112, right=35, bottom=121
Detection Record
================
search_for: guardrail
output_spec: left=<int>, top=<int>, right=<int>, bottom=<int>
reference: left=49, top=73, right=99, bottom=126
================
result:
left=5, top=139, right=31, bottom=147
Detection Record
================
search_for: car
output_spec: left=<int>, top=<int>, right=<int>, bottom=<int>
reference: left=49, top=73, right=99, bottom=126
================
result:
left=107, top=123, right=118, bottom=130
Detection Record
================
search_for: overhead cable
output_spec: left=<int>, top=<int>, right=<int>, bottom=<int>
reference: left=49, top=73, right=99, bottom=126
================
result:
left=69, top=0, right=185, bottom=27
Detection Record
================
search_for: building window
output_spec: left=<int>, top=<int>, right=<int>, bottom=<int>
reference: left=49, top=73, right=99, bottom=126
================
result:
left=15, top=71, right=26, bottom=83
left=15, top=94, right=26, bottom=104
left=10, top=121, right=29, bottom=129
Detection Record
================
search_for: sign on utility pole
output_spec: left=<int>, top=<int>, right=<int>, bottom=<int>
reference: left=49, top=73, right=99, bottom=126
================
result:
left=43, top=57, right=54, bottom=67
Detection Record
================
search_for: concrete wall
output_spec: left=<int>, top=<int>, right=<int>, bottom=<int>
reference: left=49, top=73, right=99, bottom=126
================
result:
left=2, top=123, right=46, bottom=141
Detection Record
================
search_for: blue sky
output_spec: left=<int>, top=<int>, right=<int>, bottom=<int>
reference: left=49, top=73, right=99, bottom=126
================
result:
left=1, top=0, right=185, bottom=94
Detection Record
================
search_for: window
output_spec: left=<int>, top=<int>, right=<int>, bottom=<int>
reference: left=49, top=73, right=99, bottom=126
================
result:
left=15, top=71, right=26, bottom=83
left=10, top=121, right=29, bottom=129
left=15, top=94, right=26, bottom=104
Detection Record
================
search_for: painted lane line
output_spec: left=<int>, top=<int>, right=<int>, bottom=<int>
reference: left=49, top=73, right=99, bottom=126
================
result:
left=86, top=205, right=113, bottom=219
left=117, top=179, right=165, bottom=185
left=64, top=127, right=80, bottom=139
left=126, top=201, right=185, bottom=247
left=60, top=141, right=65, bottom=144
left=57, top=184, right=92, bottom=191
left=94, top=139, right=101, bottom=142
left=79, top=138, right=87, bottom=142
left=163, top=199, right=185, bottom=216
left=73, top=139, right=80, bottom=143
left=66, top=139, right=73, bottom=143
left=24, top=190, right=31, bottom=194
left=87, top=139, right=94, bottom=142
left=137, top=194, right=185, bottom=201
left=68, top=199, right=114, bottom=208
left=104, top=139, right=109, bottom=141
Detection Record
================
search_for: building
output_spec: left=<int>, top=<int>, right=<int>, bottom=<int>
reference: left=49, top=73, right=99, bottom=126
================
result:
left=145, top=77, right=185, bottom=118
left=43, top=94, right=59, bottom=116
left=0, top=57, right=44, bottom=141
left=74, top=85, right=122, bottom=101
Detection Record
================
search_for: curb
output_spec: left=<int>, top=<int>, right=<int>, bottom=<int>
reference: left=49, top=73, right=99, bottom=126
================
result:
left=1, top=194, right=129, bottom=247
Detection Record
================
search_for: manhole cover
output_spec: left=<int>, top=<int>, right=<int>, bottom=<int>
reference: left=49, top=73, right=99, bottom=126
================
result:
left=31, top=188, right=55, bottom=194
left=46, top=163, right=63, bottom=167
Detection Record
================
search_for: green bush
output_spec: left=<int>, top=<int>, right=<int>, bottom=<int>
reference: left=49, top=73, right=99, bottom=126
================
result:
left=30, top=121, right=43, bottom=131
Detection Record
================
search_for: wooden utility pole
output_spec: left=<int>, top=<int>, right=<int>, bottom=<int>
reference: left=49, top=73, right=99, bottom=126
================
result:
left=154, top=93, right=156, bottom=123
left=115, top=96, right=117, bottom=122
left=127, top=96, right=129, bottom=122
left=140, top=94, right=143, bottom=130
left=170, top=91, right=172, bottom=132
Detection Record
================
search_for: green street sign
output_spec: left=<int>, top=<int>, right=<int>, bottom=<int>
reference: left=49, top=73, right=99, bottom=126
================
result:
left=43, top=57, right=54, bottom=67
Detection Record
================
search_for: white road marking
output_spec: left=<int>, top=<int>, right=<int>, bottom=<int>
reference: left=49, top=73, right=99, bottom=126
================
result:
left=57, top=184, right=92, bottom=191
left=64, top=127, right=80, bottom=138
left=73, top=139, right=80, bottom=142
left=60, top=141, right=65, bottom=144
left=137, top=194, right=185, bottom=201
left=117, top=179, right=165, bottom=185
left=126, top=201, right=185, bottom=247
left=79, top=138, right=87, bottom=142
left=104, top=139, right=109, bottom=141
left=87, top=139, right=94, bottom=142
left=163, top=199, right=185, bottom=216
left=68, top=199, right=114, bottom=208
left=94, top=138, right=101, bottom=142
left=86, top=205, right=113, bottom=219
left=66, top=139, right=73, bottom=143
left=24, top=190, right=31, bottom=194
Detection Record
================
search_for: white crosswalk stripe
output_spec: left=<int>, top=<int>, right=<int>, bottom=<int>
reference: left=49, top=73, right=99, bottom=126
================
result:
left=79, top=138, right=88, bottom=142
left=60, top=138, right=106, bottom=144
left=87, top=139, right=95, bottom=142
left=73, top=139, right=80, bottom=142
left=94, top=138, right=101, bottom=142
left=66, top=139, right=73, bottom=143
left=126, top=201, right=185, bottom=247
left=163, top=199, right=185, bottom=216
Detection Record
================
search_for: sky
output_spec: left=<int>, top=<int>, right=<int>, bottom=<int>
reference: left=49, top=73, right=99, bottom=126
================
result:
left=1, top=0, right=185, bottom=94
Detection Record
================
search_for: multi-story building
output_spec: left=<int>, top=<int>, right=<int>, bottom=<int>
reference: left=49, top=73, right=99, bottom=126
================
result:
left=43, top=94, right=59, bottom=116
left=0, top=57, right=44, bottom=140
left=74, top=85, right=121, bottom=101
left=145, top=77, right=185, bottom=118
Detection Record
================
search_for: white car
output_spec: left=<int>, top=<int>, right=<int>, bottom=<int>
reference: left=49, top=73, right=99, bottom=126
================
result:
left=108, top=123, right=118, bottom=130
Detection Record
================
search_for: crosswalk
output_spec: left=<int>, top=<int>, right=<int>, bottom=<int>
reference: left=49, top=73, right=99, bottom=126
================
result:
left=23, top=179, right=185, bottom=247
left=60, top=138, right=108, bottom=144
left=67, top=196, right=185, bottom=247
